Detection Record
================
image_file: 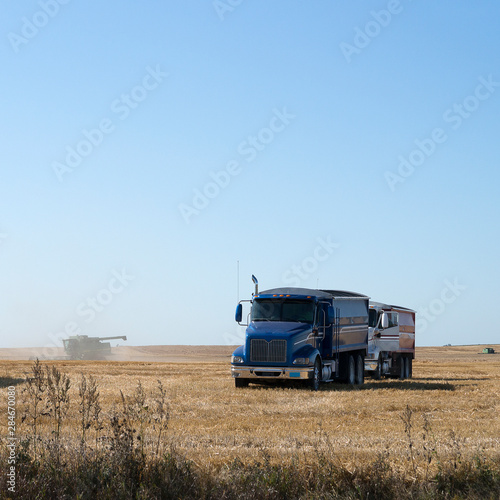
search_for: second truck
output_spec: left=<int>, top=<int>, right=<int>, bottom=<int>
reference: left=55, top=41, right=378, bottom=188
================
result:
left=364, top=302, right=416, bottom=379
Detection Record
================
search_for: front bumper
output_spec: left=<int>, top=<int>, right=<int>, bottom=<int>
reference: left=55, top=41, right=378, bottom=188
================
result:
left=231, top=365, right=313, bottom=380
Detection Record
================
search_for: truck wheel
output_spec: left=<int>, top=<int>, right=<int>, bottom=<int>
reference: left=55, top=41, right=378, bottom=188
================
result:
left=355, top=354, right=364, bottom=385
left=398, top=356, right=405, bottom=380
left=403, top=357, right=410, bottom=379
left=347, top=355, right=356, bottom=385
left=309, top=359, right=321, bottom=391
left=372, top=355, right=382, bottom=380
left=235, top=378, right=249, bottom=388
left=408, top=357, right=413, bottom=378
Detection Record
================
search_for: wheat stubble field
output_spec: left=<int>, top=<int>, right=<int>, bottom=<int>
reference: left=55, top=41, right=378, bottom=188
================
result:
left=1, top=345, right=499, bottom=499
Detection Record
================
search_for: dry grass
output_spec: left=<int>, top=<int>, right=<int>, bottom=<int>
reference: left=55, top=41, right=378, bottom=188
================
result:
left=1, top=345, right=499, bottom=498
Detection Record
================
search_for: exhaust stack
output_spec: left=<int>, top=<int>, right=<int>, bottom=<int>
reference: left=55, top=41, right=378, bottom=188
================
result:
left=251, top=275, right=259, bottom=296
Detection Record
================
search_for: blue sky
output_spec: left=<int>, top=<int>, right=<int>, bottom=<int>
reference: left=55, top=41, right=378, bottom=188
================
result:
left=1, top=1, right=499, bottom=349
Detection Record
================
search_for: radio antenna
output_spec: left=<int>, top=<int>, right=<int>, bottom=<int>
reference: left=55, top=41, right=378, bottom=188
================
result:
left=237, top=260, right=240, bottom=302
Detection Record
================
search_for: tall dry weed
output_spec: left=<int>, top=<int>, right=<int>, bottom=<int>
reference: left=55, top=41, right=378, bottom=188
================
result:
left=78, top=372, right=101, bottom=448
left=21, top=358, right=46, bottom=457
left=152, top=379, right=170, bottom=456
left=45, top=364, right=71, bottom=441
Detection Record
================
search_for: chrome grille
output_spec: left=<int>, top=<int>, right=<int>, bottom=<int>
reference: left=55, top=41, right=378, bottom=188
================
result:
left=250, top=339, right=287, bottom=363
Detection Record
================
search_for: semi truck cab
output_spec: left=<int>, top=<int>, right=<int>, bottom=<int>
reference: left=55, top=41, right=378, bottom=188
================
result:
left=365, top=302, right=416, bottom=379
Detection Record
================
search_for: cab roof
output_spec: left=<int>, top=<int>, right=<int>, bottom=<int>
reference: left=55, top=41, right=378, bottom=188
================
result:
left=258, top=288, right=369, bottom=300
left=370, top=301, right=416, bottom=313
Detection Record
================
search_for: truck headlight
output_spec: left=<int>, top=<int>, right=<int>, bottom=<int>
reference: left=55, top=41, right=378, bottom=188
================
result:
left=293, top=357, right=309, bottom=365
left=231, top=356, right=244, bottom=364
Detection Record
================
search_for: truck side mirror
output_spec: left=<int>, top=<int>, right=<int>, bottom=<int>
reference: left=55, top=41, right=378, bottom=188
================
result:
left=381, top=313, right=388, bottom=329
left=235, top=304, right=243, bottom=323
left=327, top=306, right=335, bottom=325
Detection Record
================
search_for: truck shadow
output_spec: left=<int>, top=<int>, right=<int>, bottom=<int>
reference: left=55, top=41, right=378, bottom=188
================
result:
left=358, top=380, right=456, bottom=391
left=266, top=379, right=458, bottom=392
left=244, top=379, right=456, bottom=391
left=0, top=377, right=25, bottom=389
left=414, top=376, right=488, bottom=382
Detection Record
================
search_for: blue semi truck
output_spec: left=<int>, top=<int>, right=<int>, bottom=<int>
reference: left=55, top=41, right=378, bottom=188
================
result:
left=231, top=277, right=369, bottom=390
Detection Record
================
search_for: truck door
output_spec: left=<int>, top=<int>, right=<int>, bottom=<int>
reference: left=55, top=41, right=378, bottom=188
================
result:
left=311, top=303, right=323, bottom=352
left=335, top=307, right=340, bottom=358
left=378, top=311, right=400, bottom=351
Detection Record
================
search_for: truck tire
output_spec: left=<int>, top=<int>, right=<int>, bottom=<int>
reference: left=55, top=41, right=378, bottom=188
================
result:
left=398, top=356, right=405, bottom=380
left=355, top=354, right=364, bottom=385
left=347, top=355, right=356, bottom=385
left=372, top=355, right=382, bottom=380
left=403, top=356, right=410, bottom=379
left=309, top=359, right=321, bottom=391
left=408, top=357, right=413, bottom=378
left=235, top=378, right=249, bottom=388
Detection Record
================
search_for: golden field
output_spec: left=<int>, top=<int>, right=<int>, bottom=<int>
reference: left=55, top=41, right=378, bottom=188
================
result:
left=1, top=344, right=499, bottom=499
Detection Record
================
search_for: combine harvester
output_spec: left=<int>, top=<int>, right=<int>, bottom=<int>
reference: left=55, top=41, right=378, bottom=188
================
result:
left=62, top=335, right=127, bottom=360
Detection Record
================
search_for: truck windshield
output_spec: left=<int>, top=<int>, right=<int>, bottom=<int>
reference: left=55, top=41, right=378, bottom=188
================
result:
left=251, top=299, right=315, bottom=323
